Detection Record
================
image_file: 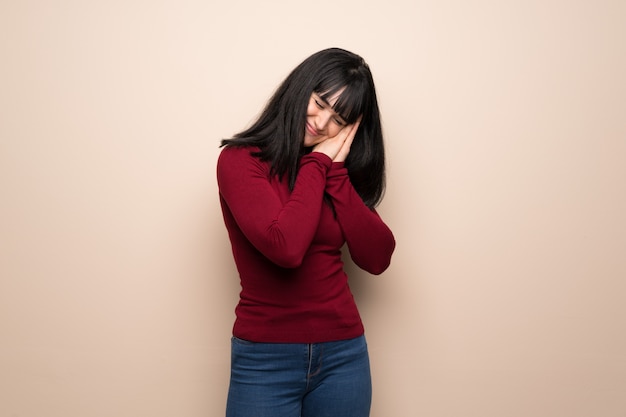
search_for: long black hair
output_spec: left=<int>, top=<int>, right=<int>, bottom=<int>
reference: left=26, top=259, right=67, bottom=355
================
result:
left=221, top=47, right=386, bottom=208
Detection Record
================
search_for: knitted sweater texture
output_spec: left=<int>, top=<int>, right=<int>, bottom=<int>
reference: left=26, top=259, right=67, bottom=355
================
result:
left=217, top=146, right=395, bottom=343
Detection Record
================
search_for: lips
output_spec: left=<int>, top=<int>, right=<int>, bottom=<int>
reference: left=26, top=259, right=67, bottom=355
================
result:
left=305, top=123, right=319, bottom=136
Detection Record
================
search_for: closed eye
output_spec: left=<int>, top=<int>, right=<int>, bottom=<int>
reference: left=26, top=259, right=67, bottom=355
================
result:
left=313, top=94, right=346, bottom=125
left=334, top=117, right=346, bottom=126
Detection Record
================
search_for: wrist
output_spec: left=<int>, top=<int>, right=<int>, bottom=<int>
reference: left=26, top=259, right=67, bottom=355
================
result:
left=327, top=162, right=348, bottom=178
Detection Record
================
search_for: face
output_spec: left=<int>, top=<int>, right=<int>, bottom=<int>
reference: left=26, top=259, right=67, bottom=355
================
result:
left=303, top=90, right=348, bottom=147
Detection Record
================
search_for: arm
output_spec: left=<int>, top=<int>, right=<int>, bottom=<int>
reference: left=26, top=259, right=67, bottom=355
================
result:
left=325, top=163, right=396, bottom=275
left=217, top=147, right=332, bottom=268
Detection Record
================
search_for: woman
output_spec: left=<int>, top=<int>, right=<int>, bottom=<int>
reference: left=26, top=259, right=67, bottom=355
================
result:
left=217, top=47, right=395, bottom=417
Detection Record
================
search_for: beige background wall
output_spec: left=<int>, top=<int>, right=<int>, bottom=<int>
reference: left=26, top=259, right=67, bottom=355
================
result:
left=1, top=1, right=625, bottom=416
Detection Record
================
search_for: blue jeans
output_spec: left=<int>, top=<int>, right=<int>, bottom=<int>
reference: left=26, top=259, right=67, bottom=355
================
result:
left=226, top=335, right=372, bottom=417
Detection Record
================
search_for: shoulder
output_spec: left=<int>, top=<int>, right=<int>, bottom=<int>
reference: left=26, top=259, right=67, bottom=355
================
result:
left=217, top=145, right=268, bottom=177
left=218, top=145, right=259, bottom=160
left=218, top=145, right=262, bottom=167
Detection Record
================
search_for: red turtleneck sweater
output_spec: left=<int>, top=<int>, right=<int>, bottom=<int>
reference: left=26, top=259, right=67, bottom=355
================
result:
left=217, top=146, right=395, bottom=343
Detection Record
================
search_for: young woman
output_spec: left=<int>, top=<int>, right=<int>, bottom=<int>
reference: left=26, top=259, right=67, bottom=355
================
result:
left=217, top=47, right=395, bottom=417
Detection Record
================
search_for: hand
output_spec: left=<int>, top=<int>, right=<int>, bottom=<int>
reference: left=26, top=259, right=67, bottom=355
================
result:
left=333, top=118, right=361, bottom=162
left=312, top=118, right=361, bottom=162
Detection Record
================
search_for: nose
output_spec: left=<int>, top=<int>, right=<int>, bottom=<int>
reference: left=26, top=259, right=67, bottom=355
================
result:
left=314, top=110, right=332, bottom=131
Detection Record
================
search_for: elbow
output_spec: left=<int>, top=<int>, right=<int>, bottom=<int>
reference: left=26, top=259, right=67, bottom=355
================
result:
left=371, top=260, right=392, bottom=275
left=353, top=249, right=394, bottom=275
left=355, top=238, right=395, bottom=275
left=257, top=226, right=308, bottom=269
left=266, top=246, right=306, bottom=269
left=361, top=256, right=392, bottom=275
left=273, top=255, right=304, bottom=269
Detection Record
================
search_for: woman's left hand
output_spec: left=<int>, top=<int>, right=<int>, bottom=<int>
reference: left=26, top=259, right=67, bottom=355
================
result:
left=333, top=117, right=361, bottom=163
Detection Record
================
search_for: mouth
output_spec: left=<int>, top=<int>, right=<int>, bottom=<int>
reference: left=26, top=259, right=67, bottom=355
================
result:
left=305, top=123, right=319, bottom=136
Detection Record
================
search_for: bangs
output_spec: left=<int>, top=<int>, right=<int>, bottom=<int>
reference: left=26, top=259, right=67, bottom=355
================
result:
left=316, top=79, right=368, bottom=124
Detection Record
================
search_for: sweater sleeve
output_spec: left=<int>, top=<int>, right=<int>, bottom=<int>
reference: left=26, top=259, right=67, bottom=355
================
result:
left=217, top=147, right=332, bottom=268
left=325, top=162, right=396, bottom=275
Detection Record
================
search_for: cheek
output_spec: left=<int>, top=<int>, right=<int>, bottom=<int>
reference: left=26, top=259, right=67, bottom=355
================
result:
left=327, top=124, right=342, bottom=138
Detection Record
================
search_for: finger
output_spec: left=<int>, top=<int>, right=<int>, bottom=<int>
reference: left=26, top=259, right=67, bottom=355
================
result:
left=348, top=118, right=362, bottom=139
left=334, top=119, right=360, bottom=162
left=333, top=136, right=352, bottom=162
left=345, top=118, right=361, bottom=143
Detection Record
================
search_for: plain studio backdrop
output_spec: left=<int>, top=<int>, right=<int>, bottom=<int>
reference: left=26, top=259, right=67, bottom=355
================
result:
left=1, top=1, right=625, bottom=416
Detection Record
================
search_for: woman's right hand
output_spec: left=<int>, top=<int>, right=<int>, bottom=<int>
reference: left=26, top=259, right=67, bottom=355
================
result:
left=312, top=119, right=361, bottom=162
